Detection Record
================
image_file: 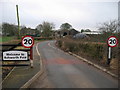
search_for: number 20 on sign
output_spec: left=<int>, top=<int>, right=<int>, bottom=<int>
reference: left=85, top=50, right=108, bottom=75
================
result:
left=107, top=36, right=118, bottom=47
left=22, top=35, right=34, bottom=48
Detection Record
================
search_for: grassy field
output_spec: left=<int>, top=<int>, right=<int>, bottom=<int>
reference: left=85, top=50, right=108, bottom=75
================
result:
left=0, top=36, right=15, bottom=43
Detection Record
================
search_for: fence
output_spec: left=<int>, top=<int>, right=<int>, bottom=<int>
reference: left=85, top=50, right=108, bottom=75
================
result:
left=0, top=42, right=33, bottom=67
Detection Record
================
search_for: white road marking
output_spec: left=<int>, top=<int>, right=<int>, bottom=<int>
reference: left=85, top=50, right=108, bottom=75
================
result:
left=48, top=42, right=57, bottom=50
left=36, top=42, right=43, bottom=69
left=36, top=43, right=41, bottom=56
left=21, top=43, right=44, bottom=88
left=47, top=41, right=69, bottom=55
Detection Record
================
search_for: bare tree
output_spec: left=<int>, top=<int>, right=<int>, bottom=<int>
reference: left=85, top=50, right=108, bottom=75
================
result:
left=2, top=23, right=18, bottom=36
left=36, top=21, right=55, bottom=37
left=98, top=20, right=118, bottom=34
left=118, top=19, right=120, bottom=33
left=36, top=24, right=43, bottom=33
left=60, top=23, right=72, bottom=30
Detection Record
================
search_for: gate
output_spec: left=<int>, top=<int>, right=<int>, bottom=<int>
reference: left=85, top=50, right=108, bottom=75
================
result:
left=0, top=42, right=33, bottom=67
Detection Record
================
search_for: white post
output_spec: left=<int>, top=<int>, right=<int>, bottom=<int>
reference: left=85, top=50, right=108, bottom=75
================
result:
left=107, top=46, right=112, bottom=65
left=108, top=47, right=111, bottom=59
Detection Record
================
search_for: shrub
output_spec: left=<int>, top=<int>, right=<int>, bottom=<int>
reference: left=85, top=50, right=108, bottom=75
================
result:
left=56, top=37, right=118, bottom=64
left=57, top=40, right=62, bottom=48
left=56, top=38, right=107, bottom=62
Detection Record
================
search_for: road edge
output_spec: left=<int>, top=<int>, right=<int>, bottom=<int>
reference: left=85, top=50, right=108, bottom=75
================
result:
left=21, top=42, right=44, bottom=88
left=1, top=67, right=15, bottom=85
left=68, top=51, right=118, bottom=78
left=54, top=41, right=118, bottom=79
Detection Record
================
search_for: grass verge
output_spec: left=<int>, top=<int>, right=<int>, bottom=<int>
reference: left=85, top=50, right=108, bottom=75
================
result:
left=0, top=36, right=16, bottom=43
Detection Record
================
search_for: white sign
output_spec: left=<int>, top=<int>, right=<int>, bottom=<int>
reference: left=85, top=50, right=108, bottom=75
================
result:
left=22, top=35, right=34, bottom=48
left=107, top=36, right=118, bottom=47
left=3, top=51, right=28, bottom=61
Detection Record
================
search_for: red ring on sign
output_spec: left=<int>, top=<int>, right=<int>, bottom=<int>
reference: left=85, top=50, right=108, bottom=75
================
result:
left=107, top=36, right=118, bottom=47
left=21, top=35, right=34, bottom=48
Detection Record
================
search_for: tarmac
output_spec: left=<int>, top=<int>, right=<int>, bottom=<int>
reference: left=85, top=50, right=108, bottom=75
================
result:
left=2, top=44, right=41, bottom=88
left=1, top=41, right=118, bottom=88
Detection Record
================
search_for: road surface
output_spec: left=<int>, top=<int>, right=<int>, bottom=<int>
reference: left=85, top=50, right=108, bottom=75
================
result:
left=30, top=40, right=118, bottom=88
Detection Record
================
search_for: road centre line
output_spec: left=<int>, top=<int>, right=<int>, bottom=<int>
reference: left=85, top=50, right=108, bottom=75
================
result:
left=48, top=42, right=57, bottom=50
left=48, top=42, right=69, bottom=55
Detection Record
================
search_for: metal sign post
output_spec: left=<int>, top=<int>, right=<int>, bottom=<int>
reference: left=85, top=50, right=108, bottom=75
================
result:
left=30, top=47, right=33, bottom=68
left=22, top=35, right=34, bottom=68
left=107, top=36, right=118, bottom=65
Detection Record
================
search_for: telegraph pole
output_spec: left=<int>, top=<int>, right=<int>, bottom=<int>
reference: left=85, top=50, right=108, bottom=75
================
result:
left=16, top=5, right=20, bottom=38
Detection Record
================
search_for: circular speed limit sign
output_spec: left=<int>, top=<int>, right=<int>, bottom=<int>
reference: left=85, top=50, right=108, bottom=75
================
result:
left=107, top=36, right=118, bottom=47
left=22, top=35, right=34, bottom=48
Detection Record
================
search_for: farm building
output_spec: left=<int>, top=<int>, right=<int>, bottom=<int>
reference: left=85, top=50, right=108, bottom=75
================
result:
left=55, top=29, right=79, bottom=37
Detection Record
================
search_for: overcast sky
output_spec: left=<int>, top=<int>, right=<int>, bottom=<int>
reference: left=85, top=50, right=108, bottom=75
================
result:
left=0, top=0, right=119, bottom=31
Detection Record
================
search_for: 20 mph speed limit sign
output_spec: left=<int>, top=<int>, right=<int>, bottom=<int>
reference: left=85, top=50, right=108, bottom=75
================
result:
left=107, top=36, right=118, bottom=47
left=22, top=35, right=34, bottom=48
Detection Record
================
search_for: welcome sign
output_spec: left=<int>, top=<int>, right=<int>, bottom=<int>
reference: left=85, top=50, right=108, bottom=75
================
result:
left=3, top=51, right=28, bottom=61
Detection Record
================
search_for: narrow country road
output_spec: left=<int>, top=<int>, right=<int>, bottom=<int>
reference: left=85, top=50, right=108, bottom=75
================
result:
left=30, top=40, right=118, bottom=88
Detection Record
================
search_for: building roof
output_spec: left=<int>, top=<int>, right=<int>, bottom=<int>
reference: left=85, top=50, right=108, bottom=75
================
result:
left=82, top=31, right=101, bottom=34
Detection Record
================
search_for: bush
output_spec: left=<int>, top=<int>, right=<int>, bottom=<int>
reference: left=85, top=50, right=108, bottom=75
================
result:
left=56, top=38, right=107, bottom=62
left=56, top=37, right=118, bottom=64
left=57, top=40, right=62, bottom=48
